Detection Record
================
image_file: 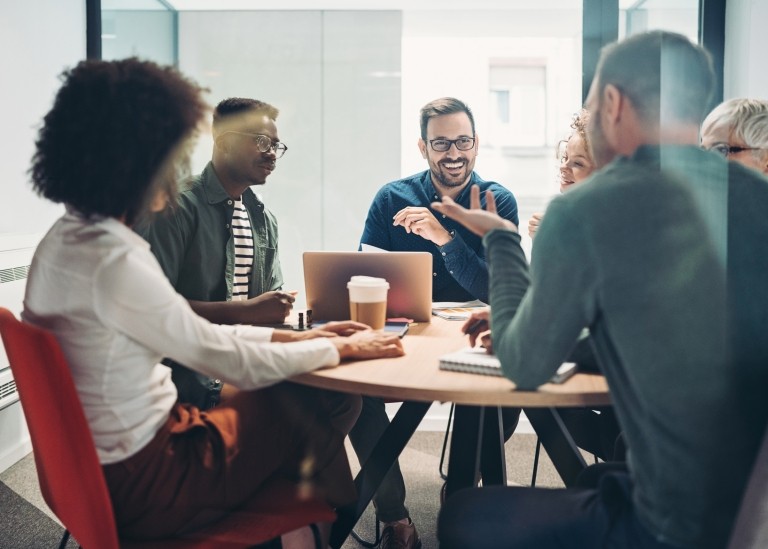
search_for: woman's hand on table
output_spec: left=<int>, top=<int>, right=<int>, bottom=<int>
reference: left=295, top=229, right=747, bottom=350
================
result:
left=275, top=321, right=404, bottom=359
left=273, top=321, right=370, bottom=342
left=333, top=330, right=405, bottom=361
left=305, top=320, right=370, bottom=338
left=462, top=309, right=494, bottom=354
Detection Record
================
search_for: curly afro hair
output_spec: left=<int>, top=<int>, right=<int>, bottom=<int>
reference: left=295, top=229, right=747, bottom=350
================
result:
left=30, top=58, right=208, bottom=226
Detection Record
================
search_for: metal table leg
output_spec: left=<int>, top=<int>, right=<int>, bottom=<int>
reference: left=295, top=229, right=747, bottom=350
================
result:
left=330, top=400, right=431, bottom=549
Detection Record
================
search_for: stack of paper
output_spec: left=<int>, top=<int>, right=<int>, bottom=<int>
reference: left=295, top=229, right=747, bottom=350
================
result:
left=431, top=300, right=487, bottom=320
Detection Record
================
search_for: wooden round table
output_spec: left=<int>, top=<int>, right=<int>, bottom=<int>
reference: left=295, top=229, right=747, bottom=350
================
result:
left=290, top=317, right=612, bottom=548
left=292, top=317, right=610, bottom=407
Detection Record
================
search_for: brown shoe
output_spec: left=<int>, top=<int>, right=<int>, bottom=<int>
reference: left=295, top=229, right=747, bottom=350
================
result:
left=380, top=519, right=421, bottom=549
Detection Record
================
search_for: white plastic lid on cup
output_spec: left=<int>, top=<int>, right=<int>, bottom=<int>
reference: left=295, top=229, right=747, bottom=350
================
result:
left=347, top=276, right=389, bottom=302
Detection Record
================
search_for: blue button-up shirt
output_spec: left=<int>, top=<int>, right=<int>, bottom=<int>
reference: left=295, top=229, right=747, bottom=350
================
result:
left=359, top=170, right=518, bottom=303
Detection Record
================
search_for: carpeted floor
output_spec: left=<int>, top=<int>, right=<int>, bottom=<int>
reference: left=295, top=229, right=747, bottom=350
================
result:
left=341, top=431, right=565, bottom=549
left=0, top=431, right=566, bottom=549
left=0, top=480, right=77, bottom=548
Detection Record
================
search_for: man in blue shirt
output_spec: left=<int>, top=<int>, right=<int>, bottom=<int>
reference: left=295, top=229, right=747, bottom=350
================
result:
left=355, top=98, right=520, bottom=548
left=360, top=97, right=519, bottom=303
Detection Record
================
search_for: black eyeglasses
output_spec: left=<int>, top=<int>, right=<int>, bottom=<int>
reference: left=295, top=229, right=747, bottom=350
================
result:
left=428, top=137, right=476, bottom=152
left=222, top=131, right=288, bottom=158
left=706, top=143, right=766, bottom=158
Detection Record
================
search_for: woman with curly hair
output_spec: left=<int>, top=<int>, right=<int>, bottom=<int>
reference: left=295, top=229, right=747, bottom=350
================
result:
left=23, top=58, right=404, bottom=546
left=528, top=109, right=595, bottom=238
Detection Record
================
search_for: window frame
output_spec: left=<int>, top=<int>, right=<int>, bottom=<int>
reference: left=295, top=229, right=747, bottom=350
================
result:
left=88, top=0, right=724, bottom=105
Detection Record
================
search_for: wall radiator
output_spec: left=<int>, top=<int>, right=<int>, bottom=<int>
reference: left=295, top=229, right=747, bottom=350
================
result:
left=0, top=234, right=40, bottom=473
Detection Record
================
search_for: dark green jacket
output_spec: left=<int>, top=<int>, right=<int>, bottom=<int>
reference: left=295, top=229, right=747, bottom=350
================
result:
left=137, top=162, right=284, bottom=410
left=139, top=161, right=283, bottom=302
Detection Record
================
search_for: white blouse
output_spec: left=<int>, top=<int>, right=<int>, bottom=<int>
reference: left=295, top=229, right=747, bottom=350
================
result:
left=23, top=211, right=340, bottom=464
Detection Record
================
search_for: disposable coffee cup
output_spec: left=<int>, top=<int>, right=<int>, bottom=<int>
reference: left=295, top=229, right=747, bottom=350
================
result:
left=347, top=276, right=389, bottom=330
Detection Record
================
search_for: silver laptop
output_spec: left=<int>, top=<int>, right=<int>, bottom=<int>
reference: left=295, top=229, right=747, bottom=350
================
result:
left=303, top=251, right=433, bottom=322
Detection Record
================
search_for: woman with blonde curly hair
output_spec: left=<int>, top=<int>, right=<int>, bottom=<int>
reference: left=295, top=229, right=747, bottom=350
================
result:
left=528, top=109, right=595, bottom=238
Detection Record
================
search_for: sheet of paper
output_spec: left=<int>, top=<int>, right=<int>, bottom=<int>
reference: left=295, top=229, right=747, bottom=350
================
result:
left=431, top=300, right=487, bottom=310
left=360, top=243, right=387, bottom=252
left=431, top=300, right=488, bottom=320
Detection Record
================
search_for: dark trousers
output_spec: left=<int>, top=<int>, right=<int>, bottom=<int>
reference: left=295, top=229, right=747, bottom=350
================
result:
left=558, top=406, right=624, bottom=461
left=103, top=383, right=361, bottom=540
left=438, top=470, right=681, bottom=549
left=347, top=396, right=521, bottom=523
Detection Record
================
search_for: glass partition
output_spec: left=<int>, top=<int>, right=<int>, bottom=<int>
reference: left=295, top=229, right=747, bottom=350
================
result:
left=619, top=0, right=699, bottom=42
left=99, top=0, right=704, bottom=292
left=101, top=0, right=176, bottom=64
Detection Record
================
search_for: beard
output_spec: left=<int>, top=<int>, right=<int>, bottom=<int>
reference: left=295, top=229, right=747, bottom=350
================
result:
left=429, top=157, right=473, bottom=190
left=589, top=109, right=618, bottom=169
left=433, top=169, right=466, bottom=189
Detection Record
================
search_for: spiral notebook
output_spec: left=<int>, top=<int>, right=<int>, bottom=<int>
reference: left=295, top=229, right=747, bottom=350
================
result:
left=439, top=347, right=578, bottom=384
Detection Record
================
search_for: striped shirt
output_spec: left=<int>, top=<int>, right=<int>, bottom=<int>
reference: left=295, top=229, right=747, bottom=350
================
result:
left=231, top=197, right=254, bottom=301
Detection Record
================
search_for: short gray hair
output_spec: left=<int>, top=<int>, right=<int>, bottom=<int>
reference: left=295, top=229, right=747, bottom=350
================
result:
left=595, top=31, right=715, bottom=127
left=702, top=98, right=768, bottom=159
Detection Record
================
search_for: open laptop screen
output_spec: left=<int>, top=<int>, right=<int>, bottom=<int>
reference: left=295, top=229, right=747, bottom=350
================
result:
left=303, top=251, right=432, bottom=322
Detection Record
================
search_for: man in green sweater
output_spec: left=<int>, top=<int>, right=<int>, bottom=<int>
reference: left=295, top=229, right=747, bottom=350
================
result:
left=434, top=31, right=768, bottom=549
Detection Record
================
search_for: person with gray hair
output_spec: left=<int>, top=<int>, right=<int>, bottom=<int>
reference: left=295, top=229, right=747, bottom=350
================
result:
left=435, top=30, right=768, bottom=549
left=701, top=97, right=768, bottom=174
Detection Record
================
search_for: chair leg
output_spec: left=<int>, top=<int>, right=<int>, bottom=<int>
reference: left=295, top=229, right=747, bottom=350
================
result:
left=350, top=517, right=380, bottom=548
left=531, top=437, right=542, bottom=487
left=439, top=403, right=455, bottom=481
left=58, top=530, right=70, bottom=549
left=253, top=538, right=281, bottom=548
left=310, top=523, right=322, bottom=549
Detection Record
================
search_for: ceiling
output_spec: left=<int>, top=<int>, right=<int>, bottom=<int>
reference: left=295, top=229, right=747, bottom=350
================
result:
left=102, top=0, right=697, bottom=12
left=107, top=0, right=582, bottom=11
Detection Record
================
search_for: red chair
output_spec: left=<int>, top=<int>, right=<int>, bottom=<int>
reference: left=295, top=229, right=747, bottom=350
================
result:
left=728, top=423, right=768, bottom=548
left=0, top=307, right=335, bottom=549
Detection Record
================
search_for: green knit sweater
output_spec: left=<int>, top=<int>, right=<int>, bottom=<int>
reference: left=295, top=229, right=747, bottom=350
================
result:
left=484, top=145, right=768, bottom=548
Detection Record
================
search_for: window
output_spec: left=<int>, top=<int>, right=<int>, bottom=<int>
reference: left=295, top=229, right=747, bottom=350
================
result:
left=489, top=63, right=547, bottom=148
left=619, top=0, right=699, bottom=42
left=96, top=0, right=708, bottom=278
left=101, top=0, right=176, bottom=65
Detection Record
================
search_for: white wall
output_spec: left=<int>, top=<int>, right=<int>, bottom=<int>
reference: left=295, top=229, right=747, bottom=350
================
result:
left=0, top=0, right=85, bottom=237
left=0, top=0, right=85, bottom=473
left=724, top=0, right=768, bottom=100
